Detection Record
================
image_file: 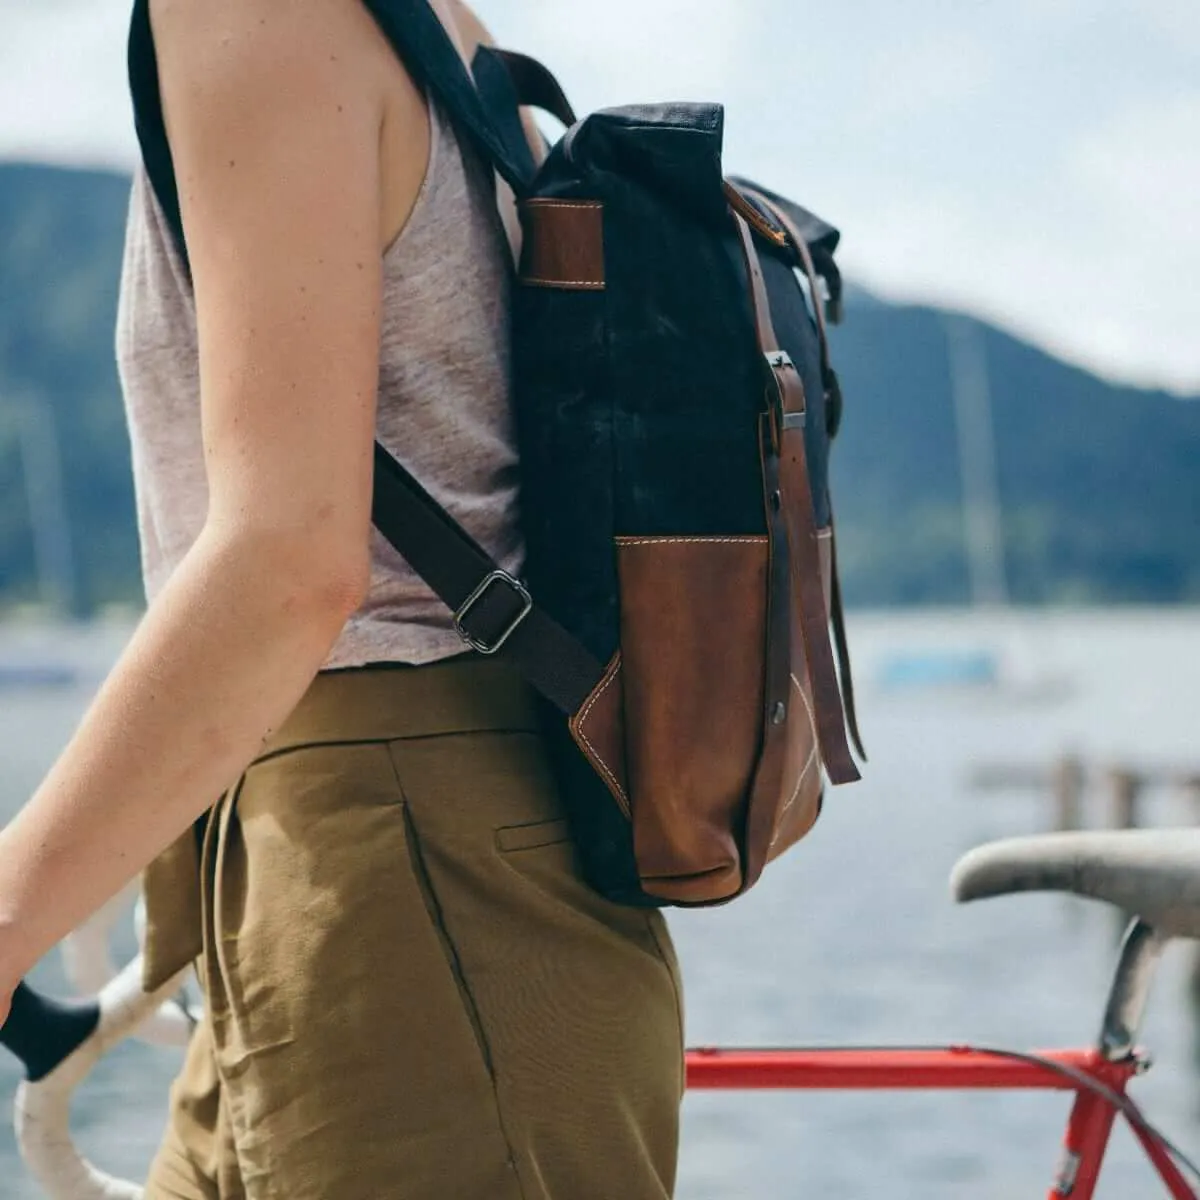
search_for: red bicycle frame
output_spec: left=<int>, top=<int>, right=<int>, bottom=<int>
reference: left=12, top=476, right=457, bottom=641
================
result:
left=682, top=922, right=1196, bottom=1198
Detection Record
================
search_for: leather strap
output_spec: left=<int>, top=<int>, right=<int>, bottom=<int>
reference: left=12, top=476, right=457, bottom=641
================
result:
left=738, top=186, right=835, bottom=410
left=732, top=214, right=860, bottom=785
left=127, top=0, right=603, bottom=717
left=737, top=185, right=865, bottom=762
left=828, top=523, right=866, bottom=761
left=359, top=0, right=532, bottom=192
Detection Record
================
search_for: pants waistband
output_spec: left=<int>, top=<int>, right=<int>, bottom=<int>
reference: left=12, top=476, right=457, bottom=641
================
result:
left=258, top=655, right=543, bottom=758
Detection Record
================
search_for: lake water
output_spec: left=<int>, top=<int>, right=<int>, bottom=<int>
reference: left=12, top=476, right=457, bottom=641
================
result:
left=2, top=609, right=1199, bottom=1198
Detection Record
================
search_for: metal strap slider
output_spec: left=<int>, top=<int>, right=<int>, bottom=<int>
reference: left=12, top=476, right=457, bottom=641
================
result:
left=453, top=570, right=533, bottom=655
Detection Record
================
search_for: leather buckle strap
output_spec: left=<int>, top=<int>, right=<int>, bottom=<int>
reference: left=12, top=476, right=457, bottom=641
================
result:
left=730, top=211, right=860, bottom=785
left=738, top=189, right=866, bottom=763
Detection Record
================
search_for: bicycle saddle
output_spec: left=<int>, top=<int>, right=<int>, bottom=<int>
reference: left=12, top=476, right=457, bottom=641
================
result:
left=951, top=829, right=1200, bottom=939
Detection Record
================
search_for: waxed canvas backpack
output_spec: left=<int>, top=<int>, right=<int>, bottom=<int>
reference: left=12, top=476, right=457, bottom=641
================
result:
left=128, top=0, right=865, bottom=908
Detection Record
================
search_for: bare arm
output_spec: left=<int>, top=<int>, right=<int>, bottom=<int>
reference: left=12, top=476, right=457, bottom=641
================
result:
left=0, top=0, right=395, bottom=994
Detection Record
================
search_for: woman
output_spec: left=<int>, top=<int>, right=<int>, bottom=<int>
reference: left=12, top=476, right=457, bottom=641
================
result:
left=0, top=1, right=684, bottom=1196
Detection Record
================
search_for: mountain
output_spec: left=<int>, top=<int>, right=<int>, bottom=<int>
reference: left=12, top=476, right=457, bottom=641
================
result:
left=0, top=162, right=135, bottom=612
left=1, top=160, right=1198, bottom=613
left=829, top=292, right=1200, bottom=605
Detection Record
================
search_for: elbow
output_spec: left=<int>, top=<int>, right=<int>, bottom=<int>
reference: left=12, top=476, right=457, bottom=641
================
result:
left=211, top=521, right=372, bottom=632
left=306, top=544, right=372, bottom=626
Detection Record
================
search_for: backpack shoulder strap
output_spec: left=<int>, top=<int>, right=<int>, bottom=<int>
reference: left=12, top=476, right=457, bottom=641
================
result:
left=359, top=0, right=532, bottom=191
left=126, top=0, right=603, bottom=716
left=128, top=0, right=531, bottom=279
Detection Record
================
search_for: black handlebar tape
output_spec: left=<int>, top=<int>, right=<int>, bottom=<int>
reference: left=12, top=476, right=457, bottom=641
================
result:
left=0, top=981, right=101, bottom=1082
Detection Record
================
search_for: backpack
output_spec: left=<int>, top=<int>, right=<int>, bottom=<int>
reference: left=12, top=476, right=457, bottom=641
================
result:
left=128, top=0, right=865, bottom=908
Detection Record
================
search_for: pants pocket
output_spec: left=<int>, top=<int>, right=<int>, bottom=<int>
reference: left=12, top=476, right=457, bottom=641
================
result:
left=202, top=742, right=520, bottom=1200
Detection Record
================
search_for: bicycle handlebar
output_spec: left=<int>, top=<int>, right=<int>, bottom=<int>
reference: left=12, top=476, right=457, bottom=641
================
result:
left=1, top=981, right=101, bottom=1082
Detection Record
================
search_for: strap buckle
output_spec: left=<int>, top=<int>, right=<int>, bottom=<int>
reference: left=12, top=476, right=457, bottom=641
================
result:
left=453, top=570, right=534, bottom=655
left=765, top=351, right=804, bottom=445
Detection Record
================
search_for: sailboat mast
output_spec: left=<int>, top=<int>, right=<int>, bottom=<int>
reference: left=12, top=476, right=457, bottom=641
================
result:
left=14, top=401, right=77, bottom=615
left=944, top=315, right=1008, bottom=608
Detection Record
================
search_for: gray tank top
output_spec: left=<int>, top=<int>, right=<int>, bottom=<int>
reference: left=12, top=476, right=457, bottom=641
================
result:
left=115, top=102, right=523, bottom=668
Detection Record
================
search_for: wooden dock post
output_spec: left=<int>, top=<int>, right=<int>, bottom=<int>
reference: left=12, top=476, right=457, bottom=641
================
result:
left=1107, top=767, right=1142, bottom=833
left=1051, top=754, right=1084, bottom=833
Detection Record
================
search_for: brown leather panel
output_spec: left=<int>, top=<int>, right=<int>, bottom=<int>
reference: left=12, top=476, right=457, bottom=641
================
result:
left=819, top=528, right=833, bottom=611
left=519, top=200, right=605, bottom=290
left=768, top=534, right=828, bottom=864
left=615, top=536, right=769, bottom=903
left=568, top=652, right=630, bottom=816
left=765, top=668, right=822, bottom=866
left=639, top=864, right=745, bottom=906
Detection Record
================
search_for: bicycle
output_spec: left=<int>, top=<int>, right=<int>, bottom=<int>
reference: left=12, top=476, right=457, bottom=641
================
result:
left=3, top=828, right=1199, bottom=1198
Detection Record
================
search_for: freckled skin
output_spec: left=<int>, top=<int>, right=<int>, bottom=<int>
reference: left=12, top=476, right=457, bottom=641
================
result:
left=0, top=0, right=522, bottom=1016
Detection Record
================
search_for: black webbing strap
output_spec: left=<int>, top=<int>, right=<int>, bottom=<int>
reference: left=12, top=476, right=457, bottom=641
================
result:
left=469, top=47, right=539, bottom=181
left=360, top=0, right=531, bottom=192
left=371, top=448, right=603, bottom=713
left=128, top=0, right=183, bottom=270
left=480, top=48, right=577, bottom=127
left=126, top=0, right=603, bottom=715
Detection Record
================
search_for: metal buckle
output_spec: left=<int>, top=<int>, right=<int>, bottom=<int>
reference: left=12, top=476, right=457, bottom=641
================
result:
left=453, top=570, right=533, bottom=655
left=764, top=351, right=797, bottom=448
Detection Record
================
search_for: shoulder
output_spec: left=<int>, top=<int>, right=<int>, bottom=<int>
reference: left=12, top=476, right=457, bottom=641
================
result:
left=148, top=0, right=396, bottom=109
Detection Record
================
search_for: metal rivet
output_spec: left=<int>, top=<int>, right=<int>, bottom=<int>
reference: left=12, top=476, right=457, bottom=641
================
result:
left=771, top=701, right=787, bottom=725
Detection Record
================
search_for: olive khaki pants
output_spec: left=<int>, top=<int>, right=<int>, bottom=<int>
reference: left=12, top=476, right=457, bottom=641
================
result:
left=144, top=658, right=684, bottom=1199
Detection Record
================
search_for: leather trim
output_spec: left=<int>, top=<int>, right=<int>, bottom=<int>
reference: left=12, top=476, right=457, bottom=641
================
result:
left=731, top=212, right=859, bottom=786
left=818, top=528, right=833, bottom=611
left=616, top=536, right=768, bottom=904
left=766, top=672, right=821, bottom=862
left=519, top=199, right=605, bottom=290
left=568, top=652, right=630, bottom=816
left=723, top=180, right=789, bottom=248
left=735, top=186, right=866, bottom=762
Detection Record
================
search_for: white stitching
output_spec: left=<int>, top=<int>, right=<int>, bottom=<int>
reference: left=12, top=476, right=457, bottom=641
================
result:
left=574, top=655, right=630, bottom=812
left=521, top=200, right=603, bottom=210
left=769, top=674, right=819, bottom=849
left=521, top=277, right=605, bottom=289
left=615, top=536, right=768, bottom=546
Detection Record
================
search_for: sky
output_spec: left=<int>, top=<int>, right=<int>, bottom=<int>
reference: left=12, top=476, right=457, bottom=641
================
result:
left=1, top=0, right=1198, bottom=394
